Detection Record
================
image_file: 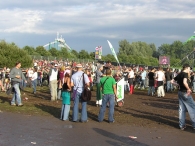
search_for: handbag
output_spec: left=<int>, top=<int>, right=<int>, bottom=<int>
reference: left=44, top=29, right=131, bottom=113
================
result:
left=81, top=73, right=91, bottom=102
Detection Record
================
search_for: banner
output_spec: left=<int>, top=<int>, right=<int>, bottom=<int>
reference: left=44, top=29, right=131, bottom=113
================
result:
left=107, top=40, right=120, bottom=65
left=95, top=46, right=102, bottom=60
left=116, top=78, right=124, bottom=102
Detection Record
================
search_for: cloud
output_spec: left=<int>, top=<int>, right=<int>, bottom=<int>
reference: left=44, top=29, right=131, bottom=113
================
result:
left=0, top=0, right=194, bottom=53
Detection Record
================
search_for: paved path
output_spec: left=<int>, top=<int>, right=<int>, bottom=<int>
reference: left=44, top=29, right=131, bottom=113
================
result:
left=0, top=111, right=195, bottom=146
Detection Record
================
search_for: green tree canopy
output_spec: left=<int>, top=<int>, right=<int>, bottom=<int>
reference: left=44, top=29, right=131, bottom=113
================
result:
left=0, top=40, right=32, bottom=68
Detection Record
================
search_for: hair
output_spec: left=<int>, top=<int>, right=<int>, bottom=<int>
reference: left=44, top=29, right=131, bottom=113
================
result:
left=60, top=66, right=65, bottom=71
left=34, top=68, right=38, bottom=72
left=64, top=72, right=70, bottom=77
left=105, top=69, right=112, bottom=75
left=15, top=61, right=21, bottom=66
left=106, top=61, right=111, bottom=64
left=158, top=67, right=162, bottom=71
left=183, top=64, right=190, bottom=70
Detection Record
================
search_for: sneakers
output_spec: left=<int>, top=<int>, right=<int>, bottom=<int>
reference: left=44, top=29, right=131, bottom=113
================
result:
left=11, top=103, right=16, bottom=106
left=180, top=125, right=186, bottom=130
left=109, top=120, right=115, bottom=123
left=18, top=104, right=24, bottom=107
left=80, top=120, right=89, bottom=123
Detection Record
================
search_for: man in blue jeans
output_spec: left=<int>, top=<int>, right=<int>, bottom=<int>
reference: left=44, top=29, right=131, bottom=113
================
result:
left=171, top=64, right=195, bottom=130
left=98, top=69, right=118, bottom=123
left=9, top=61, right=27, bottom=106
left=71, top=64, right=90, bottom=123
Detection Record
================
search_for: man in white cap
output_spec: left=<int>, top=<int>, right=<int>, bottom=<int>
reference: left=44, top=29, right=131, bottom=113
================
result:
left=48, top=63, right=58, bottom=101
left=71, top=63, right=90, bottom=122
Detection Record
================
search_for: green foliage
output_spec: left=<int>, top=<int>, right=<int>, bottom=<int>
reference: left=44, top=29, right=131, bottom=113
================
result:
left=23, top=46, right=35, bottom=55
left=35, top=46, right=51, bottom=56
left=78, top=50, right=90, bottom=59
left=0, top=40, right=32, bottom=68
left=48, top=47, right=59, bottom=57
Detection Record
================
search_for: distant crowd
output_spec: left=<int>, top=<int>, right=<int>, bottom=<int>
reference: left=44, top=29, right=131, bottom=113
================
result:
left=1, top=60, right=195, bottom=130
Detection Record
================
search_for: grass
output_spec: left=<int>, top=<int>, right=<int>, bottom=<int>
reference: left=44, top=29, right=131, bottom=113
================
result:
left=0, top=86, right=62, bottom=117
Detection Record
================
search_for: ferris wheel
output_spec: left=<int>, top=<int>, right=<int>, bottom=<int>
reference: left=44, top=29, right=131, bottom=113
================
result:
left=43, top=32, right=72, bottom=51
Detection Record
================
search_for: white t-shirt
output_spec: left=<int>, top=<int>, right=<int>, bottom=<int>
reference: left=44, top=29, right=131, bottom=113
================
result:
left=156, top=71, right=164, bottom=81
left=129, top=70, right=134, bottom=78
left=27, top=70, right=34, bottom=78
left=31, top=72, right=38, bottom=81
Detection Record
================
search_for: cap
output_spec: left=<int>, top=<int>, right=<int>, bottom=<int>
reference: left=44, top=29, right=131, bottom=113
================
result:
left=76, top=64, right=82, bottom=68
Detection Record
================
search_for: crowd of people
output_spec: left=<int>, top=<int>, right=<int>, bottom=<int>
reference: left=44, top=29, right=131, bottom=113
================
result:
left=1, top=59, right=195, bottom=130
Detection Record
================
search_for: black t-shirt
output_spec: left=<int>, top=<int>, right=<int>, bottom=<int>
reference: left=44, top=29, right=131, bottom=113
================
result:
left=165, top=71, right=172, bottom=81
left=148, top=72, right=154, bottom=81
left=174, top=72, right=190, bottom=92
left=123, top=72, right=129, bottom=81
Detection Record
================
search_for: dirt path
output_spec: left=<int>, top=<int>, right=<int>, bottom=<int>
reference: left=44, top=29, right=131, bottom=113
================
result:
left=0, top=88, right=195, bottom=146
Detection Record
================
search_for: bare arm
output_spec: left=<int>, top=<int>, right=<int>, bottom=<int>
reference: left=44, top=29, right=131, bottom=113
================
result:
left=183, top=78, right=191, bottom=94
left=67, top=78, right=71, bottom=90
left=112, top=84, right=118, bottom=100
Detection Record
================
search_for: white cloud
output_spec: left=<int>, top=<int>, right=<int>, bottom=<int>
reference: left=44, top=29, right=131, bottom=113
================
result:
left=0, top=0, right=194, bottom=51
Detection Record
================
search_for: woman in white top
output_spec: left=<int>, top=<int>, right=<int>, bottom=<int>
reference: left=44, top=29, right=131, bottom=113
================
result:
left=31, top=68, right=38, bottom=94
left=156, top=67, right=165, bottom=97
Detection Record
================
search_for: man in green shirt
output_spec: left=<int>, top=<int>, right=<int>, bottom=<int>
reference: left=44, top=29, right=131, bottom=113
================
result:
left=98, top=69, right=118, bottom=123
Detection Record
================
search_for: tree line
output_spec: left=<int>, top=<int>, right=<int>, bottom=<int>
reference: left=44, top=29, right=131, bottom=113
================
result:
left=0, top=39, right=195, bottom=68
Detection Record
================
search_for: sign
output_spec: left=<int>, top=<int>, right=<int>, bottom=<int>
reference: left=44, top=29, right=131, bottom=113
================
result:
left=159, top=56, right=170, bottom=65
left=116, top=78, right=124, bottom=102
left=95, top=46, right=102, bottom=60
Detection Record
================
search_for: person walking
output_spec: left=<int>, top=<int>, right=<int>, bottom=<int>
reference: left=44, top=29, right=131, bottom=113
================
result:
left=171, top=64, right=195, bottom=130
left=71, top=64, right=90, bottom=122
left=9, top=61, right=27, bottom=106
left=98, top=69, right=118, bottom=123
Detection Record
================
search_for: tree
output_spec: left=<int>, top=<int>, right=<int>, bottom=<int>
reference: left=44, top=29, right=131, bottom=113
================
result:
left=35, top=46, right=51, bottom=56
left=78, top=50, right=90, bottom=59
left=23, top=46, right=35, bottom=55
left=59, top=47, right=70, bottom=59
left=71, top=49, right=79, bottom=58
left=49, top=47, right=59, bottom=57
left=0, top=40, right=32, bottom=67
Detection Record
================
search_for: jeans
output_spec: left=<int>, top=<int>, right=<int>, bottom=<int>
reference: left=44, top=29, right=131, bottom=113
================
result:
left=124, top=81, right=129, bottom=92
left=141, top=79, right=146, bottom=89
left=32, top=79, right=37, bottom=93
left=61, top=104, right=70, bottom=120
left=72, top=91, right=88, bottom=122
left=11, top=83, right=22, bottom=105
left=193, top=82, right=195, bottom=92
left=148, top=86, right=154, bottom=95
left=178, top=91, right=195, bottom=128
left=98, top=94, right=115, bottom=122
left=166, top=81, right=172, bottom=92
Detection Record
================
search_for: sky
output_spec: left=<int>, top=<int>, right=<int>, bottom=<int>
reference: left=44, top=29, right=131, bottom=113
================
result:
left=0, top=0, right=195, bottom=55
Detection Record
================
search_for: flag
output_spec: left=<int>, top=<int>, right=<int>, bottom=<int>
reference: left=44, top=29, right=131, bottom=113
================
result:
left=116, top=78, right=124, bottom=102
left=107, top=40, right=120, bottom=65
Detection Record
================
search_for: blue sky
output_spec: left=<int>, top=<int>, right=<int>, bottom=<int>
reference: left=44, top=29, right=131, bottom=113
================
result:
left=0, top=0, right=195, bottom=55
